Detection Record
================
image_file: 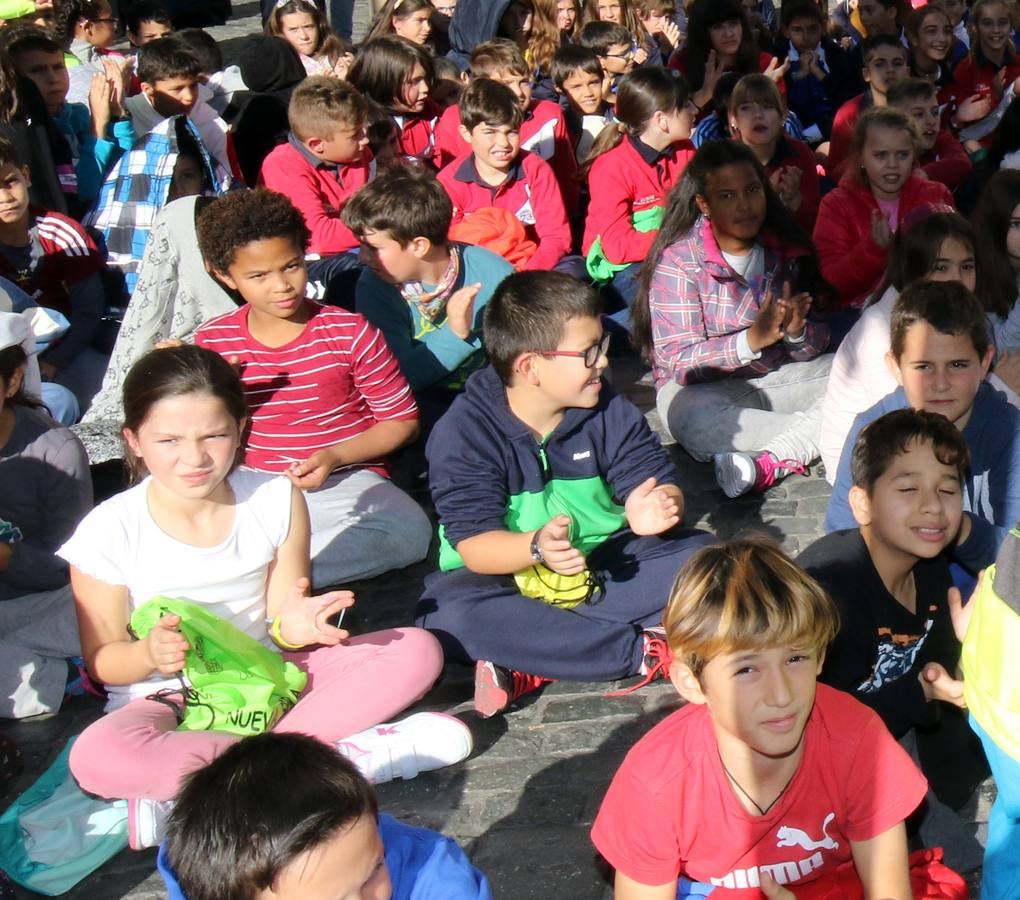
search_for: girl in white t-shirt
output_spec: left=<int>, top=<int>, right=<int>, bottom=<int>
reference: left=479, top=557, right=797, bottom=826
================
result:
left=59, top=345, right=470, bottom=849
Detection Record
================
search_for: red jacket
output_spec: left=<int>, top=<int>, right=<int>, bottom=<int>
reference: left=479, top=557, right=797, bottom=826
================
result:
left=394, top=99, right=440, bottom=165
left=434, top=98, right=580, bottom=213
left=259, top=136, right=373, bottom=256
left=919, top=130, right=972, bottom=189
left=581, top=134, right=694, bottom=264
left=825, top=93, right=865, bottom=181
left=813, top=174, right=954, bottom=308
left=437, top=150, right=571, bottom=271
left=765, top=136, right=821, bottom=234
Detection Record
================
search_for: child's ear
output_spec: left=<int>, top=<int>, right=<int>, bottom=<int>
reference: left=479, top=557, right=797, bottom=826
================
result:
left=409, top=235, right=432, bottom=258
left=885, top=349, right=903, bottom=385
left=512, top=351, right=540, bottom=383
left=20, top=166, right=31, bottom=189
left=211, top=267, right=239, bottom=291
left=305, top=136, right=326, bottom=156
left=458, top=123, right=473, bottom=142
left=980, top=343, right=995, bottom=376
left=669, top=661, right=707, bottom=705
left=122, top=427, right=143, bottom=459
left=141, top=82, right=156, bottom=103
left=694, top=193, right=711, bottom=219
left=4, top=365, right=23, bottom=399
left=848, top=484, right=872, bottom=527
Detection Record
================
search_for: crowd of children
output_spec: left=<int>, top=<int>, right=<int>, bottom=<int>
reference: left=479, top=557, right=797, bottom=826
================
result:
left=3, top=0, right=1020, bottom=896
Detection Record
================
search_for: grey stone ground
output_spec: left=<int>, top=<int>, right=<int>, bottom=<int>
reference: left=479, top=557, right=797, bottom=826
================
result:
left=0, top=2, right=994, bottom=896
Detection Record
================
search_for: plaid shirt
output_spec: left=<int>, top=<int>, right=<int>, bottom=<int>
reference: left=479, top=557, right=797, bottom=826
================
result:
left=649, top=217, right=829, bottom=387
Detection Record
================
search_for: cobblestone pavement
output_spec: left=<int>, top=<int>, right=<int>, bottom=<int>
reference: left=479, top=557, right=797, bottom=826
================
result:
left=0, top=4, right=992, bottom=896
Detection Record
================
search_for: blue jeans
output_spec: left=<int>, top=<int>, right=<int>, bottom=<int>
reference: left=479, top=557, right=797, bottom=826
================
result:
left=328, top=0, right=354, bottom=38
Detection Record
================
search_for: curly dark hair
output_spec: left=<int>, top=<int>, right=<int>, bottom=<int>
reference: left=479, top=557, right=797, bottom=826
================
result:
left=196, top=188, right=310, bottom=273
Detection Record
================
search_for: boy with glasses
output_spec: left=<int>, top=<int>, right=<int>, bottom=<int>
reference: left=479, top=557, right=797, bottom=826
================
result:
left=416, top=271, right=713, bottom=717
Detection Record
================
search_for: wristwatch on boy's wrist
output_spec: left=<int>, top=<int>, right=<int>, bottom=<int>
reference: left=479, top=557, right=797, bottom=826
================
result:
left=530, top=528, right=545, bottom=564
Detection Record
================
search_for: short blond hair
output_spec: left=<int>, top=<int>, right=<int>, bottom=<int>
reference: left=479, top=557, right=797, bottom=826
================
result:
left=664, top=537, right=838, bottom=678
left=288, top=76, right=367, bottom=142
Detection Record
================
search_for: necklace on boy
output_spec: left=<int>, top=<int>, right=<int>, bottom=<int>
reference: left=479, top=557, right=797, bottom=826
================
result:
left=720, top=757, right=798, bottom=817
left=400, top=245, right=462, bottom=323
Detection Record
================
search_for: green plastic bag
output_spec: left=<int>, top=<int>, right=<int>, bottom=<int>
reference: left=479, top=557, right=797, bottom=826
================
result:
left=130, top=597, right=308, bottom=737
left=585, top=206, right=664, bottom=283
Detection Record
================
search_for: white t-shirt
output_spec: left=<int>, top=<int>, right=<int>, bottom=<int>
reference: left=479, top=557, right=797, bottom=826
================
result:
left=58, top=469, right=292, bottom=710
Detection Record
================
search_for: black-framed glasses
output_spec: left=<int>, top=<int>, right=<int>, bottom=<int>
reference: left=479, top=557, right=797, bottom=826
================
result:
left=602, top=43, right=636, bottom=59
left=533, top=333, right=611, bottom=368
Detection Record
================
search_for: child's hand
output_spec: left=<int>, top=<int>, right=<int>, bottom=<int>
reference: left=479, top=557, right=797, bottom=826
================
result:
left=869, top=208, right=893, bottom=249
left=446, top=282, right=482, bottom=340
left=779, top=282, right=812, bottom=340
left=770, top=166, right=802, bottom=213
left=661, top=18, right=681, bottom=49
left=632, top=45, right=648, bottom=66
left=100, top=55, right=130, bottom=116
left=763, top=57, right=790, bottom=84
left=760, top=872, right=797, bottom=899
left=919, top=662, right=966, bottom=708
left=89, top=72, right=113, bottom=139
left=748, top=290, right=787, bottom=352
left=625, top=477, right=682, bottom=535
left=276, top=577, right=353, bottom=648
left=143, top=613, right=190, bottom=675
left=286, top=449, right=340, bottom=491
left=702, top=49, right=723, bottom=96
left=954, top=92, right=993, bottom=125
left=536, top=515, right=586, bottom=575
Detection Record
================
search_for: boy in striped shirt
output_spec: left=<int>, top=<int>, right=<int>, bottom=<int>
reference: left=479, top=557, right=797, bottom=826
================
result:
left=194, top=188, right=432, bottom=588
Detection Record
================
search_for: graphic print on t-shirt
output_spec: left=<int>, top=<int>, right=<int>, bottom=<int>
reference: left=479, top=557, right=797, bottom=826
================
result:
left=709, top=812, right=840, bottom=889
left=856, top=613, right=934, bottom=694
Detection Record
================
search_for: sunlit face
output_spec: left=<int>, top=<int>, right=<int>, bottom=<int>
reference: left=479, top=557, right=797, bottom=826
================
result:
left=526, top=315, right=608, bottom=410
left=1007, top=201, right=1020, bottom=270
left=556, top=0, right=578, bottom=31
left=676, top=644, right=822, bottom=764
left=254, top=816, right=392, bottom=900
left=857, top=0, right=898, bottom=35
left=862, top=45, right=909, bottom=96
left=860, top=124, right=914, bottom=201
left=708, top=17, right=743, bottom=57
left=0, top=163, right=31, bottom=228
left=312, top=121, right=370, bottom=164
left=490, top=68, right=533, bottom=111
left=640, top=11, right=670, bottom=35
left=785, top=16, right=822, bottom=53
left=12, top=48, right=69, bottom=116
left=216, top=237, right=309, bottom=323
left=397, top=62, right=430, bottom=112
left=926, top=237, right=977, bottom=292
left=851, top=439, right=963, bottom=563
left=731, top=99, right=783, bottom=147
left=463, top=121, right=521, bottom=174
left=696, top=162, right=767, bottom=252
left=130, top=18, right=172, bottom=45
left=146, top=75, right=199, bottom=117
left=890, top=322, right=993, bottom=430
left=597, top=0, right=621, bottom=23
left=393, top=8, right=432, bottom=44
left=975, top=2, right=1011, bottom=56
left=280, top=11, right=319, bottom=56
left=561, top=68, right=603, bottom=114
left=123, top=392, right=244, bottom=503
left=896, top=95, right=939, bottom=152
left=912, top=10, right=953, bottom=63
left=81, top=2, right=117, bottom=48
left=599, top=42, right=635, bottom=75
left=357, top=228, right=422, bottom=284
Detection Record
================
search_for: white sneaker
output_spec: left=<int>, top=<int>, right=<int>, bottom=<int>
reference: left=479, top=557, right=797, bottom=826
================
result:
left=128, top=797, right=174, bottom=850
left=337, top=712, right=473, bottom=785
left=713, top=451, right=758, bottom=498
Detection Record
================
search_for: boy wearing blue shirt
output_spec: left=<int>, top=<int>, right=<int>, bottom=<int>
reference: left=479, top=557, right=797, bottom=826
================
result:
left=417, top=271, right=713, bottom=717
left=825, top=281, right=1020, bottom=573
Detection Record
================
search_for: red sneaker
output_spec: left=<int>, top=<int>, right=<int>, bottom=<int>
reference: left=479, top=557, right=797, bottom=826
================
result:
left=473, top=660, right=551, bottom=718
left=606, top=629, right=672, bottom=697
left=714, top=451, right=809, bottom=498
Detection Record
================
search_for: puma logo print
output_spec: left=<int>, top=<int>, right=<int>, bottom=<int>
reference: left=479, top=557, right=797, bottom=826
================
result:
left=776, top=813, right=839, bottom=852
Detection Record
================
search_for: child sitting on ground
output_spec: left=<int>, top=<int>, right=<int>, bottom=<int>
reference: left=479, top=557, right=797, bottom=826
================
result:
left=800, top=409, right=988, bottom=873
left=592, top=536, right=966, bottom=898
left=416, top=270, right=713, bottom=718
left=434, top=39, right=579, bottom=214
left=343, top=164, right=513, bottom=408
left=125, top=0, right=173, bottom=49
left=577, top=21, right=638, bottom=108
left=437, top=79, right=580, bottom=276
left=194, top=189, right=433, bottom=589
left=826, top=280, right=1020, bottom=575
left=552, top=44, right=614, bottom=164
left=887, top=79, right=972, bottom=193
left=266, top=0, right=349, bottom=78
left=159, top=732, right=491, bottom=900
left=260, top=77, right=372, bottom=307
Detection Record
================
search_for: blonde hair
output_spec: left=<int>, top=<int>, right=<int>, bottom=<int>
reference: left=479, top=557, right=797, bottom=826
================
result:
left=663, top=537, right=838, bottom=678
left=728, top=73, right=785, bottom=120
left=851, top=106, right=919, bottom=187
left=288, top=76, right=368, bottom=141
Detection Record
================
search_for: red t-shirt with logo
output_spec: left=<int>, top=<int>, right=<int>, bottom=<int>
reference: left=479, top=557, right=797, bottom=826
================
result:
left=592, top=684, right=926, bottom=895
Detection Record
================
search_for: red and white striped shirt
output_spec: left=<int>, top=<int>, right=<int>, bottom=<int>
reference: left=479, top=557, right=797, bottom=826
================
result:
left=195, top=302, right=418, bottom=475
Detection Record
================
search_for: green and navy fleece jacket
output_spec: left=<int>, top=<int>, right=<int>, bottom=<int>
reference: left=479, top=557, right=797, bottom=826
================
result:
left=427, top=365, right=678, bottom=572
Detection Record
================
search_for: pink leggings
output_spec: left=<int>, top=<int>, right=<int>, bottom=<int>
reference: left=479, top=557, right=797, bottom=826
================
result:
left=69, top=627, right=443, bottom=801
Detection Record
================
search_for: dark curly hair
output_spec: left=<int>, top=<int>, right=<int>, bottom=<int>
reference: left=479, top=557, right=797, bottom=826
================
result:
left=196, top=188, right=310, bottom=274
